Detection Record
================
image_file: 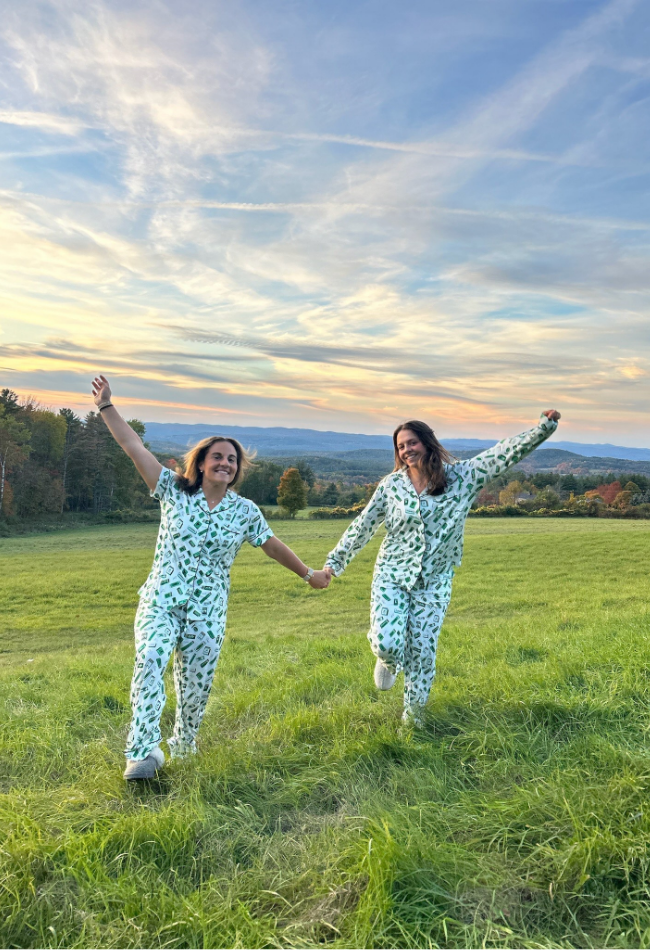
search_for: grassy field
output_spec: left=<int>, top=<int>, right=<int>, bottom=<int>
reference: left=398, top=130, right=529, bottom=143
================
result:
left=2, top=519, right=650, bottom=949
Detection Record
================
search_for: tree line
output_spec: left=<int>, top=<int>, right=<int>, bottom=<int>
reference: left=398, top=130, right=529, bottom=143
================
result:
left=474, top=468, right=650, bottom=517
left=0, top=389, right=368, bottom=526
left=0, top=389, right=152, bottom=521
left=236, top=459, right=368, bottom=509
left=5, top=385, right=649, bottom=527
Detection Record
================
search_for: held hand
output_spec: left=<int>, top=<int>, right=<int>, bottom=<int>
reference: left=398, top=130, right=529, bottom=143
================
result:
left=92, top=375, right=112, bottom=408
left=308, top=569, right=331, bottom=590
left=543, top=410, right=561, bottom=422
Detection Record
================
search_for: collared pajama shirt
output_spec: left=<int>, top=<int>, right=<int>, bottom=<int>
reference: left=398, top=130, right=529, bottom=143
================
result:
left=325, top=415, right=558, bottom=717
left=326, top=414, right=558, bottom=587
left=125, top=467, right=274, bottom=760
left=139, top=467, right=274, bottom=617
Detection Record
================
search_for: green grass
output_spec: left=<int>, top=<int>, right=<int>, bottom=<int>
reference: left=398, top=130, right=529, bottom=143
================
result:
left=2, top=519, right=650, bottom=948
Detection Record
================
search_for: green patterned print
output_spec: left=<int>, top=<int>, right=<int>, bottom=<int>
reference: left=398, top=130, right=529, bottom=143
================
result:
left=127, top=601, right=225, bottom=759
left=327, top=415, right=557, bottom=586
left=326, top=415, right=558, bottom=717
left=370, top=572, right=453, bottom=721
left=126, top=468, right=273, bottom=760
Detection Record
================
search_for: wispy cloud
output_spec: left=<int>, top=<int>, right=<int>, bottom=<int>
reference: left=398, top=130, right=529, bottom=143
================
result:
left=0, top=110, right=87, bottom=135
left=1, top=0, right=649, bottom=442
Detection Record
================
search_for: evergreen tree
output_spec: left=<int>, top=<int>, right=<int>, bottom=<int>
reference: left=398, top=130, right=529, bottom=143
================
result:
left=532, top=473, right=559, bottom=489
left=322, top=482, right=338, bottom=506
left=12, top=408, right=67, bottom=516
left=239, top=460, right=283, bottom=505
left=294, top=460, right=315, bottom=488
left=59, top=409, right=82, bottom=513
left=561, top=474, right=578, bottom=493
left=0, top=389, right=20, bottom=415
left=0, top=386, right=155, bottom=520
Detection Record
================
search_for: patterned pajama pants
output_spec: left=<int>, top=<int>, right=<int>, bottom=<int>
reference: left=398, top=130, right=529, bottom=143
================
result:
left=369, top=572, right=453, bottom=719
left=126, top=600, right=226, bottom=760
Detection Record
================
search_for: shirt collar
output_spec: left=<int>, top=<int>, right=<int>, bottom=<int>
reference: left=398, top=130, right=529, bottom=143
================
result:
left=398, top=468, right=419, bottom=498
left=197, top=487, right=236, bottom=515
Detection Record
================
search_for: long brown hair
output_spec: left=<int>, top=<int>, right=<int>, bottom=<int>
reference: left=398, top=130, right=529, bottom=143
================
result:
left=392, top=421, right=455, bottom=495
left=175, top=436, right=255, bottom=495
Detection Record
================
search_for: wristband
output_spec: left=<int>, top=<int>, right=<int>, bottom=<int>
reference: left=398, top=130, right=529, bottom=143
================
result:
left=98, top=403, right=114, bottom=411
left=302, top=567, right=314, bottom=583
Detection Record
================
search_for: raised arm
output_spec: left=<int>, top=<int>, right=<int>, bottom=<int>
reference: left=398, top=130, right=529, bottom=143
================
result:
left=467, top=410, right=561, bottom=494
left=324, top=481, right=388, bottom=577
left=91, top=375, right=162, bottom=492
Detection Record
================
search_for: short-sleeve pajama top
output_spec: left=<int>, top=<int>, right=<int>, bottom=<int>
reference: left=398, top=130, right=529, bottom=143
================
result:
left=138, top=467, right=273, bottom=618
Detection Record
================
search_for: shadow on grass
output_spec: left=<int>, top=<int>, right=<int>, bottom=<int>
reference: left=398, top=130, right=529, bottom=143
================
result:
left=125, top=773, right=175, bottom=798
left=415, top=694, right=636, bottom=744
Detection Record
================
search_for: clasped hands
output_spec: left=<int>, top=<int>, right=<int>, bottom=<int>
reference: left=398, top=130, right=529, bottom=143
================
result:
left=307, top=566, right=334, bottom=590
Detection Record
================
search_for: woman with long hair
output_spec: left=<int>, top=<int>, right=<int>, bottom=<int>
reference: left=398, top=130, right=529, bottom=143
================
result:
left=324, top=411, right=561, bottom=725
left=91, top=375, right=330, bottom=780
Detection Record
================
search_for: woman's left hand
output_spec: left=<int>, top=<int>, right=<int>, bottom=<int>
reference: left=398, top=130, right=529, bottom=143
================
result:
left=543, top=409, right=561, bottom=422
left=308, top=569, right=331, bottom=590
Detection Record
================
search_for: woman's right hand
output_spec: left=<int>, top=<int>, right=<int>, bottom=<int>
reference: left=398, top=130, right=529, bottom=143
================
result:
left=92, top=374, right=112, bottom=408
left=308, top=569, right=331, bottom=590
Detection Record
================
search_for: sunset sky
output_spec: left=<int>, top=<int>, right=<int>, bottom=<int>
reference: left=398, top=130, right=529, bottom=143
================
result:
left=1, top=0, right=649, bottom=443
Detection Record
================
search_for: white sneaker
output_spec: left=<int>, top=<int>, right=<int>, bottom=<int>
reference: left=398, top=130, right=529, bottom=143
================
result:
left=374, top=658, right=397, bottom=691
left=123, top=746, right=165, bottom=780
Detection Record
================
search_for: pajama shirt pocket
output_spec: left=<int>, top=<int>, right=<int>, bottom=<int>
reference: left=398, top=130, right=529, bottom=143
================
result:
left=217, top=525, right=241, bottom=551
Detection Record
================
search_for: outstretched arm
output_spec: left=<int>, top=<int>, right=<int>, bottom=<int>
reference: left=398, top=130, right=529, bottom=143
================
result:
left=468, top=410, right=561, bottom=494
left=261, top=536, right=330, bottom=589
left=91, top=375, right=162, bottom=492
left=324, top=482, right=387, bottom=578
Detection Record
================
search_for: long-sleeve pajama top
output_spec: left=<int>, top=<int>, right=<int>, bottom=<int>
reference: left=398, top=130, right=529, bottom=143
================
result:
left=138, top=467, right=274, bottom=617
left=326, top=415, right=558, bottom=590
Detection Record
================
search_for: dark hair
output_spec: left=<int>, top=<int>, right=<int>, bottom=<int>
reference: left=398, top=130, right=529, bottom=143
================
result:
left=392, top=421, right=455, bottom=495
left=175, top=436, right=255, bottom=495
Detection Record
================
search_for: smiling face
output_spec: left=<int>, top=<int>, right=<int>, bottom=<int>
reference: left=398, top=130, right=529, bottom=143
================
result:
left=396, top=429, right=426, bottom=469
left=199, top=440, right=238, bottom=487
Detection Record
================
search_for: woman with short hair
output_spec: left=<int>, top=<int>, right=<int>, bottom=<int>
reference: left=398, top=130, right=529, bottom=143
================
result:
left=325, top=412, right=561, bottom=725
left=92, top=375, right=330, bottom=780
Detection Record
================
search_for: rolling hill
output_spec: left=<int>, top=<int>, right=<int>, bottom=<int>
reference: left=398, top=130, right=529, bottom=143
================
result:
left=143, top=423, right=650, bottom=480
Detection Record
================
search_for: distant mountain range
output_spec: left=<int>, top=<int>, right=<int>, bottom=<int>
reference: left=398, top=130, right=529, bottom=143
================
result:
left=144, top=423, right=394, bottom=456
left=519, top=449, right=650, bottom=476
left=144, top=422, right=650, bottom=463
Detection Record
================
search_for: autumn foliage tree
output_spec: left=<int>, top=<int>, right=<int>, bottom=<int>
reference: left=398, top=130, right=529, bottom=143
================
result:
left=499, top=480, right=523, bottom=506
left=277, top=467, right=308, bottom=518
left=585, top=481, right=622, bottom=506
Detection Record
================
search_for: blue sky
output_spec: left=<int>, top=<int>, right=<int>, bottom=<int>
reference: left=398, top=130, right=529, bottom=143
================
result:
left=1, top=0, right=649, bottom=442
